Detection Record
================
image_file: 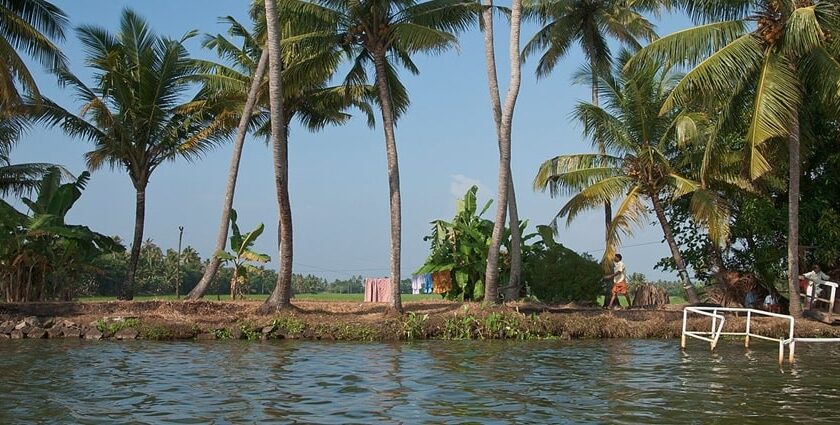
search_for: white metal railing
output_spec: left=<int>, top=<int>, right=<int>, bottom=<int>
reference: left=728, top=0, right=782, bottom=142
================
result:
left=682, top=307, right=795, bottom=364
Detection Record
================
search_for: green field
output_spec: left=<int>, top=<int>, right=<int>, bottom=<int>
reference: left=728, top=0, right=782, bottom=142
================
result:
left=78, top=293, right=688, bottom=305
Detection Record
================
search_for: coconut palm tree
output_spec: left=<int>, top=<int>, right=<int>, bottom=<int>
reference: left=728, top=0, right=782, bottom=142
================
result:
left=32, top=10, right=223, bottom=300
left=0, top=0, right=67, bottom=114
left=534, top=57, right=730, bottom=304
left=482, top=0, right=524, bottom=304
left=523, top=0, right=658, bottom=247
left=186, top=9, right=372, bottom=308
left=627, top=0, right=840, bottom=316
left=304, top=0, right=476, bottom=313
left=480, top=0, right=524, bottom=301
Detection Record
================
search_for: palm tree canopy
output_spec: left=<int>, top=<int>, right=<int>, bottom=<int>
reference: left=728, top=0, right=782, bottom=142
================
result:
left=629, top=0, right=840, bottom=179
left=0, top=0, right=68, bottom=113
left=29, top=9, right=224, bottom=187
left=534, top=56, right=730, bottom=259
left=522, top=0, right=659, bottom=77
left=0, top=113, right=70, bottom=196
left=289, top=0, right=478, bottom=118
left=191, top=12, right=374, bottom=137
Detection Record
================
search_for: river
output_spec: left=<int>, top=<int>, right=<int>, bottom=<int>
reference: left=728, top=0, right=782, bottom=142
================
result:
left=1, top=339, right=839, bottom=424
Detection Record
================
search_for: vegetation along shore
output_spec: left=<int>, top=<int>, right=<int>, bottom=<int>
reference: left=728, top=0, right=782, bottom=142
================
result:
left=2, top=300, right=839, bottom=342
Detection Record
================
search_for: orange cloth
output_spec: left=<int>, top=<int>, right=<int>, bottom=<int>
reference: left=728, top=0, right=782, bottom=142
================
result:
left=612, top=280, right=628, bottom=295
left=432, top=271, right=453, bottom=294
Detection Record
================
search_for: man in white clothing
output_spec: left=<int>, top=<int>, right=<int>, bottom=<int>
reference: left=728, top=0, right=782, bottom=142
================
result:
left=800, top=265, right=831, bottom=309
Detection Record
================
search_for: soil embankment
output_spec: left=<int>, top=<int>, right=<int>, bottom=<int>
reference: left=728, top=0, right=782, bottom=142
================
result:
left=1, top=300, right=838, bottom=342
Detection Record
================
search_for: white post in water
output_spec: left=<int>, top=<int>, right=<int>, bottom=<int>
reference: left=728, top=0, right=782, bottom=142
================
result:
left=778, top=339, right=784, bottom=366
left=681, top=309, right=687, bottom=349
left=745, top=310, right=751, bottom=348
left=789, top=339, right=796, bottom=364
left=710, top=309, right=717, bottom=351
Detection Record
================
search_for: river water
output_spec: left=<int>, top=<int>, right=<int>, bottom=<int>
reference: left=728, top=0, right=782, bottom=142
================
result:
left=1, top=339, right=839, bottom=424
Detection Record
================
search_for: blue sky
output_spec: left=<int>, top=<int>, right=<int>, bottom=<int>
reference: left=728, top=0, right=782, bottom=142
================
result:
left=12, top=1, right=694, bottom=281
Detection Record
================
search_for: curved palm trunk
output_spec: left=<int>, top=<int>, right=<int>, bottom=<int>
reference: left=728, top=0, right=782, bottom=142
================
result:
left=485, top=0, right=523, bottom=305
left=261, top=0, right=293, bottom=312
left=188, top=50, right=269, bottom=300
left=651, top=196, right=700, bottom=304
left=372, top=50, right=403, bottom=314
left=481, top=0, right=522, bottom=301
left=123, top=185, right=147, bottom=300
left=787, top=108, right=802, bottom=317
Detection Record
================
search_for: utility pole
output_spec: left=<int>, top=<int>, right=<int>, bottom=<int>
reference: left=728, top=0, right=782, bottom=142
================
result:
left=176, top=226, right=184, bottom=299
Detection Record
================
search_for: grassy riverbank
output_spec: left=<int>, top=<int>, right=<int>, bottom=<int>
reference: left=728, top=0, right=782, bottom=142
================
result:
left=2, top=299, right=837, bottom=342
left=77, top=293, right=689, bottom=306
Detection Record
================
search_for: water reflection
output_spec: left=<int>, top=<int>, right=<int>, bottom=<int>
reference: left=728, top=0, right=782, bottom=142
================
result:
left=1, top=339, right=839, bottom=424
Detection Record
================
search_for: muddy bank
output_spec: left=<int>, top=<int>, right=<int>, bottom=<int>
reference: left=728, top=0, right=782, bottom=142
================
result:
left=1, top=300, right=838, bottom=342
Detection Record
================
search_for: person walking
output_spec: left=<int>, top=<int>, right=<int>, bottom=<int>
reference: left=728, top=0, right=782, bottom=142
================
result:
left=604, top=254, right=631, bottom=310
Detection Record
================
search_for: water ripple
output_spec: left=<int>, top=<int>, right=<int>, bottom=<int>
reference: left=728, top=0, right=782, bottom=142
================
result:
left=1, top=339, right=840, bottom=423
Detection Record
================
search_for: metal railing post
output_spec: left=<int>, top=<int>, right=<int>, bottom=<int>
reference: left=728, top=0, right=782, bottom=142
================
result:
left=789, top=339, right=795, bottom=364
left=745, top=310, right=751, bottom=348
left=710, top=309, right=717, bottom=351
left=681, top=308, right=687, bottom=349
left=778, top=338, right=784, bottom=366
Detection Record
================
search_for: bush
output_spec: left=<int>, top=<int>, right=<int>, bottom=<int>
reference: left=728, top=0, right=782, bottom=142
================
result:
left=524, top=226, right=603, bottom=304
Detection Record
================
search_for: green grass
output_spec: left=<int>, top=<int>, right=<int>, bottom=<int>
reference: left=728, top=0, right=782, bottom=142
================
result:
left=78, top=293, right=442, bottom=303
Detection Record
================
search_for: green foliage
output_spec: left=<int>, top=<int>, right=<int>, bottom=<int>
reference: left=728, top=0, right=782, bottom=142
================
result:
left=524, top=226, right=603, bottom=304
left=96, top=318, right=140, bottom=334
left=0, top=168, right=123, bottom=301
left=217, top=209, right=270, bottom=298
left=417, top=185, right=512, bottom=301
left=401, top=312, right=428, bottom=340
left=239, top=323, right=260, bottom=341
left=272, top=316, right=306, bottom=335
left=212, top=328, right=233, bottom=340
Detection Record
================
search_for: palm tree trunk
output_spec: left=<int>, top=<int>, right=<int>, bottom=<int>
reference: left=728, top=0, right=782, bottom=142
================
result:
left=261, top=0, right=293, bottom=312
left=787, top=108, right=802, bottom=317
left=188, top=49, right=269, bottom=300
left=506, top=180, right=522, bottom=300
left=371, top=51, right=403, bottom=314
left=593, top=67, right=613, bottom=307
left=651, top=195, right=700, bottom=304
left=485, top=0, right=523, bottom=305
left=123, top=185, right=146, bottom=300
left=481, top=0, right=522, bottom=301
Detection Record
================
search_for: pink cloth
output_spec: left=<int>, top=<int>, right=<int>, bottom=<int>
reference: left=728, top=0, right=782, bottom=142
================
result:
left=364, top=277, right=393, bottom=303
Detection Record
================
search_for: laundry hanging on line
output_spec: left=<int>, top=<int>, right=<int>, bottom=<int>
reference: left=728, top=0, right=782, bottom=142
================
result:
left=432, top=271, right=453, bottom=294
left=411, top=273, right=434, bottom=294
left=364, top=277, right=393, bottom=303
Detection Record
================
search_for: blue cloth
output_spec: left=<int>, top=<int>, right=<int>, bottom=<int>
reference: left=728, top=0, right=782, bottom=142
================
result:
left=422, top=273, right=433, bottom=294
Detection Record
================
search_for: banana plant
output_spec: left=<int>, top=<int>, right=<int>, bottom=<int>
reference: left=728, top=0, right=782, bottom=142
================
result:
left=216, top=209, right=270, bottom=299
left=0, top=167, right=122, bottom=301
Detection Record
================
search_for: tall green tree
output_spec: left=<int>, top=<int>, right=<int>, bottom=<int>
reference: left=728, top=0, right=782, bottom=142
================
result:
left=34, top=10, right=222, bottom=299
left=523, top=0, right=657, bottom=251
left=629, top=0, right=840, bottom=315
left=534, top=58, right=730, bottom=304
left=307, top=0, right=476, bottom=313
left=0, top=0, right=68, bottom=114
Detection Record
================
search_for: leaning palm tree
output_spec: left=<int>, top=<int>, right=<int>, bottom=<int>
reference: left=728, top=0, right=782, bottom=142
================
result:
left=306, top=0, right=476, bottom=313
left=0, top=0, right=68, bottom=114
left=186, top=10, right=372, bottom=307
left=523, top=0, right=658, bottom=247
left=534, top=58, right=730, bottom=304
left=627, top=0, right=840, bottom=316
left=33, top=10, right=223, bottom=299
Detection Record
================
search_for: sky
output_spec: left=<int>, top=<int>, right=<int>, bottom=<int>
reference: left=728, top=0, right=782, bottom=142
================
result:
left=11, top=1, right=695, bottom=282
